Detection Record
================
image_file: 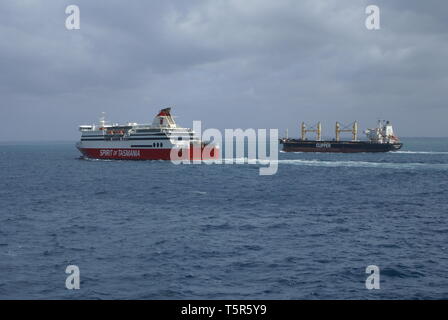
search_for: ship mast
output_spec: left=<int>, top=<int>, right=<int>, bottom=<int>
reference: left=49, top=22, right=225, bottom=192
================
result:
left=335, top=121, right=358, bottom=141
left=301, top=122, right=322, bottom=141
left=99, top=112, right=107, bottom=131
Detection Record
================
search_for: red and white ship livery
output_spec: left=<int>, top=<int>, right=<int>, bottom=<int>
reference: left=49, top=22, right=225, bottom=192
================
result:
left=76, top=108, right=219, bottom=161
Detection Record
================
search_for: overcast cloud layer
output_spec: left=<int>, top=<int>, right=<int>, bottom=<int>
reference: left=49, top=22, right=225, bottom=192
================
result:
left=0, top=0, right=447, bottom=140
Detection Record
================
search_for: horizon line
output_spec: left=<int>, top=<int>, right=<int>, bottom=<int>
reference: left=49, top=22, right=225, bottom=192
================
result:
left=0, top=136, right=448, bottom=144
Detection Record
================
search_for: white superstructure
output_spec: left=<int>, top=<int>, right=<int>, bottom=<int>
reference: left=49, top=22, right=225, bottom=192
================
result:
left=364, top=120, right=400, bottom=144
left=77, top=108, right=199, bottom=150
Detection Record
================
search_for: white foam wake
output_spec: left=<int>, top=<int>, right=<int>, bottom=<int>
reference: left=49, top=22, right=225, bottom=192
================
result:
left=223, top=158, right=448, bottom=170
left=276, top=159, right=448, bottom=170
left=394, top=151, right=448, bottom=155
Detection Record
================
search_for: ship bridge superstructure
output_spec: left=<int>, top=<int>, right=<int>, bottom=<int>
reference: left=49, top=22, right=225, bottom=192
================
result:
left=78, top=108, right=199, bottom=146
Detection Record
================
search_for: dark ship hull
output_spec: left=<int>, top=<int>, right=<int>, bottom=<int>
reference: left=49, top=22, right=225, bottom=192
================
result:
left=280, top=139, right=403, bottom=153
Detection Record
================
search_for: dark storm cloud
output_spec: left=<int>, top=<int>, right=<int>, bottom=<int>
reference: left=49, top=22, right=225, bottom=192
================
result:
left=0, top=0, right=447, bottom=140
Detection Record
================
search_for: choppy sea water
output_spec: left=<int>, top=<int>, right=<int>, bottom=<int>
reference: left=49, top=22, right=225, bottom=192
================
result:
left=1, top=137, right=447, bottom=299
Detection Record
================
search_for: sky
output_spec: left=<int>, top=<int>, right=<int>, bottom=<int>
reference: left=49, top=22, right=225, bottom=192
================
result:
left=0, top=0, right=447, bottom=141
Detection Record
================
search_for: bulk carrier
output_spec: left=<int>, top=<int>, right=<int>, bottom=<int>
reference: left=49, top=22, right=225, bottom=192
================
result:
left=280, top=120, right=403, bottom=153
left=76, top=108, right=219, bottom=160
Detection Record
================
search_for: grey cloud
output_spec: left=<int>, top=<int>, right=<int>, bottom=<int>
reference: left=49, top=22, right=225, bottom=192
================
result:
left=0, top=0, right=447, bottom=140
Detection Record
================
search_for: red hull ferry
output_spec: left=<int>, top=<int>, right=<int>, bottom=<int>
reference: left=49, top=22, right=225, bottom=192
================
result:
left=76, top=108, right=219, bottom=161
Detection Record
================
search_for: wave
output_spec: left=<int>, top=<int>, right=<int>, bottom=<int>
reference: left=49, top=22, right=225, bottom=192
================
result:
left=78, top=157, right=115, bottom=162
left=191, top=191, right=207, bottom=195
left=223, top=158, right=448, bottom=170
left=394, top=151, right=448, bottom=155
left=80, top=156, right=448, bottom=170
left=276, top=159, right=448, bottom=170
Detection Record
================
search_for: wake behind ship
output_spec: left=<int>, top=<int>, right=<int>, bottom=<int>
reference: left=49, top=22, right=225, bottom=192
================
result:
left=76, top=108, right=219, bottom=160
left=280, top=120, right=403, bottom=153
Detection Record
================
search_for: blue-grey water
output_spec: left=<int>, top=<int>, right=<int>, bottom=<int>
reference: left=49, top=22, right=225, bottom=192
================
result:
left=1, top=138, right=448, bottom=299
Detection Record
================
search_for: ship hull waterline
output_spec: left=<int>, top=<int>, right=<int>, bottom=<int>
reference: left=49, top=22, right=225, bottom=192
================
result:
left=280, top=140, right=403, bottom=153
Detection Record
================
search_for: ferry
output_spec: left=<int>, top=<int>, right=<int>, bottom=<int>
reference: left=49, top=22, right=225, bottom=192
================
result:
left=76, top=108, right=219, bottom=160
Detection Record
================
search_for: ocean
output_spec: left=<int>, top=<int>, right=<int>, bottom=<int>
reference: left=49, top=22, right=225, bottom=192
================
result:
left=1, top=138, right=447, bottom=299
